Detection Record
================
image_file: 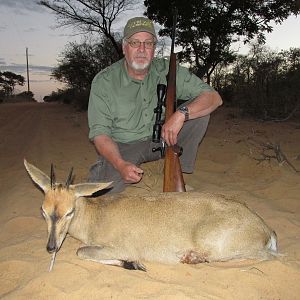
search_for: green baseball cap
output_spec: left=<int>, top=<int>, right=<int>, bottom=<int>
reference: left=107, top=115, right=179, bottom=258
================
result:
left=124, top=17, right=156, bottom=39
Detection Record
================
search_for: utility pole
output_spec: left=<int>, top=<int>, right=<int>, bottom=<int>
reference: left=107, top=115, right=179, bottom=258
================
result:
left=26, top=47, right=30, bottom=92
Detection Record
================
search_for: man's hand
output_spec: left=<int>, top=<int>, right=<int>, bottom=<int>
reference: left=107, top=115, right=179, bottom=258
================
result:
left=93, top=135, right=143, bottom=183
left=161, top=91, right=223, bottom=146
left=117, top=161, right=144, bottom=183
left=161, top=111, right=185, bottom=146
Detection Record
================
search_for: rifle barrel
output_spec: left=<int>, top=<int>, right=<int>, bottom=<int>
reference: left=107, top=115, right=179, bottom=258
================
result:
left=163, top=49, right=186, bottom=192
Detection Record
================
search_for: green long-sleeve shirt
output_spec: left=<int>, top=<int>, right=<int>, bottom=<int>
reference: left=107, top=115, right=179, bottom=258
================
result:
left=88, top=57, right=214, bottom=143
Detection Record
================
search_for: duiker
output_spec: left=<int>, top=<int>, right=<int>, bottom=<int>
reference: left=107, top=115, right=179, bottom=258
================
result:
left=24, top=159, right=277, bottom=271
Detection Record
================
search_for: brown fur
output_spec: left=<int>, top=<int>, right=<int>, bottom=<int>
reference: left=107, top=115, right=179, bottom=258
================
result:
left=24, top=160, right=278, bottom=270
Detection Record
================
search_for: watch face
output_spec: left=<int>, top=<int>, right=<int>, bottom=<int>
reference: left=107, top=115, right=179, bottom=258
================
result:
left=180, top=107, right=188, bottom=113
left=179, top=106, right=189, bottom=121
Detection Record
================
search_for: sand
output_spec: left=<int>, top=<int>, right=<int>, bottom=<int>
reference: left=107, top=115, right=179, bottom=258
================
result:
left=0, top=102, right=299, bottom=299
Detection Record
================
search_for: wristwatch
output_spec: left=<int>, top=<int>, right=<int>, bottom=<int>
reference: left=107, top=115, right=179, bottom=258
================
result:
left=177, top=106, right=189, bottom=121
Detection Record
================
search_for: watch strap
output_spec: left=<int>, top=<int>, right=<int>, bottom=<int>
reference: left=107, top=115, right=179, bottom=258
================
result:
left=178, top=106, right=189, bottom=121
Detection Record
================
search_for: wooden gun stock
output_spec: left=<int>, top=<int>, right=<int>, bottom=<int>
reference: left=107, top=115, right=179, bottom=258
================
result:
left=163, top=52, right=186, bottom=192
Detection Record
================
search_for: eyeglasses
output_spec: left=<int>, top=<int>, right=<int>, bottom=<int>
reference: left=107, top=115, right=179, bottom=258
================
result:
left=126, top=39, right=157, bottom=49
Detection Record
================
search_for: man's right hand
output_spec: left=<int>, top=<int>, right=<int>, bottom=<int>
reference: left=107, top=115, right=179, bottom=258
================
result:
left=93, top=135, right=143, bottom=184
left=117, top=161, right=144, bottom=183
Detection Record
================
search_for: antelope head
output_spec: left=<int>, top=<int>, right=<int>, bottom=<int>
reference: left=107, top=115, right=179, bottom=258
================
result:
left=24, top=159, right=112, bottom=253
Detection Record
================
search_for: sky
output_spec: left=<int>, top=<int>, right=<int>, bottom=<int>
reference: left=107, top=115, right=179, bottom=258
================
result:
left=0, top=0, right=300, bottom=102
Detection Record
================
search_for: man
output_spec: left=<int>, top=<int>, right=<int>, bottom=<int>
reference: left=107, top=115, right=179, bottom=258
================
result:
left=88, top=17, right=222, bottom=193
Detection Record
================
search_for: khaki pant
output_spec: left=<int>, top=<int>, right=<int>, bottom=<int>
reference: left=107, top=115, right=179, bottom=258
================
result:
left=88, top=115, right=210, bottom=193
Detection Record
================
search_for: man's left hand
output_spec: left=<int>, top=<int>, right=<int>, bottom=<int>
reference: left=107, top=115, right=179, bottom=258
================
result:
left=161, top=111, right=185, bottom=146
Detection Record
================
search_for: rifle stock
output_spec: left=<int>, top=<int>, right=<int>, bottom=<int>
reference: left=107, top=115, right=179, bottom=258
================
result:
left=163, top=52, right=186, bottom=192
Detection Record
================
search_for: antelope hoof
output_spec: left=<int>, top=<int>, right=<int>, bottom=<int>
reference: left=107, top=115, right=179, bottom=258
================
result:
left=122, top=260, right=147, bottom=272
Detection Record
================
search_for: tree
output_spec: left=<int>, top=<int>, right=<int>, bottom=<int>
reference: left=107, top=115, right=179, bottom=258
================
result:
left=144, top=0, right=299, bottom=84
left=0, top=71, right=25, bottom=96
left=15, top=91, right=35, bottom=102
left=39, top=0, right=137, bottom=58
left=52, top=37, right=120, bottom=90
left=214, top=45, right=300, bottom=120
left=50, top=36, right=120, bottom=109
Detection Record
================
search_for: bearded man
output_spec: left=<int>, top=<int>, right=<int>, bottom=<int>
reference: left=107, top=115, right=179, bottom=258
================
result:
left=88, top=17, right=222, bottom=193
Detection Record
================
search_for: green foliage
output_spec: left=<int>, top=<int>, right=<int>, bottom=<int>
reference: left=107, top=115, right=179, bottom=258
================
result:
left=43, top=88, right=89, bottom=111
left=53, top=37, right=120, bottom=89
left=0, top=90, right=5, bottom=103
left=0, top=91, right=35, bottom=103
left=15, top=91, right=35, bottom=102
left=144, top=0, right=299, bottom=83
left=49, top=37, right=121, bottom=109
left=0, top=71, right=25, bottom=97
left=214, top=45, right=300, bottom=120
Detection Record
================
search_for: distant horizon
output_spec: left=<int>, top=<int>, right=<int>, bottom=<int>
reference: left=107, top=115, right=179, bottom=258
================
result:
left=0, top=1, right=299, bottom=100
left=14, top=34, right=300, bottom=101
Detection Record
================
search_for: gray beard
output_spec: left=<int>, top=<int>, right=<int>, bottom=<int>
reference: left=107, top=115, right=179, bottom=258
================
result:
left=131, top=61, right=150, bottom=71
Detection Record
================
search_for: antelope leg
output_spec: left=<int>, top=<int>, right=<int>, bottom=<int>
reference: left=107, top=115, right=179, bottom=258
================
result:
left=76, top=246, right=146, bottom=271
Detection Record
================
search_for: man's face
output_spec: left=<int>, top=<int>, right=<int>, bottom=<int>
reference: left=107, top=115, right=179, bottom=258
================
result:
left=123, top=32, right=156, bottom=72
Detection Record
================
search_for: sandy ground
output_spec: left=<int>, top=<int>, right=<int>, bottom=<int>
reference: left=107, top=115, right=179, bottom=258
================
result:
left=0, top=102, right=300, bottom=299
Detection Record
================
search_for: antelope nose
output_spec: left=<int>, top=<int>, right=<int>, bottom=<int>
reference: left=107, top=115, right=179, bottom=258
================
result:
left=47, top=231, right=57, bottom=253
left=47, top=244, right=56, bottom=253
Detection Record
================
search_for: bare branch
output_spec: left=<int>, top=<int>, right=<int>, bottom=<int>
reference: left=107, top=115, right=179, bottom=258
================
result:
left=39, top=0, right=137, bottom=58
left=248, top=139, right=299, bottom=173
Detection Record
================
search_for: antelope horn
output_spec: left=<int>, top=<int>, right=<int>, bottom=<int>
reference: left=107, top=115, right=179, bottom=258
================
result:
left=50, top=163, right=56, bottom=189
left=65, top=167, right=74, bottom=188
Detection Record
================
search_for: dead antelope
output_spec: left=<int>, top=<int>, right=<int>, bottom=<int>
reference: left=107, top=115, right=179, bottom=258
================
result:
left=24, top=159, right=278, bottom=271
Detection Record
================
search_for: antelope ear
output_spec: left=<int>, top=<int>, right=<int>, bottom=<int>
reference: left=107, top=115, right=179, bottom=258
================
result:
left=24, top=159, right=51, bottom=193
left=71, top=182, right=113, bottom=198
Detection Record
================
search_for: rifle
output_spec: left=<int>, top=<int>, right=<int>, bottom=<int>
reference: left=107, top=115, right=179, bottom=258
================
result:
left=163, top=12, right=186, bottom=192
left=152, top=12, right=186, bottom=192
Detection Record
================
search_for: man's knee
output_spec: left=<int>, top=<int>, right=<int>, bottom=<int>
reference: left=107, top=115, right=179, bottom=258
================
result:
left=188, top=114, right=210, bottom=131
left=179, top=115, right=210, bottom=143
left=178, top=115, right=210, bottom=173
